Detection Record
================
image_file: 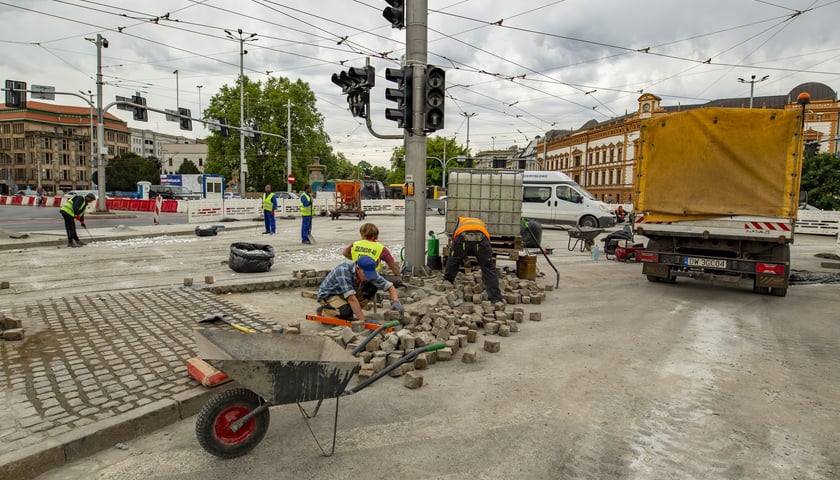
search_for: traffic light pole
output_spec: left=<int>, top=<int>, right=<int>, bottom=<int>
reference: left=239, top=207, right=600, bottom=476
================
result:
left=404, top=0, right=428, bottom=275
left=95, top=34, right=107, bottom=212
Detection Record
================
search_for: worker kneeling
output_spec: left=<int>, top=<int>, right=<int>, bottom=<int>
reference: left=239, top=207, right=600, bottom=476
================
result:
left=316, top=256, right=404, bottom=321
left=444, top=216, right=505, bottom=306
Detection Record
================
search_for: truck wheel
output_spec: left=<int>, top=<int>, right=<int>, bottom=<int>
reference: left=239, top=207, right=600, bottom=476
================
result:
left=646, top=275, right=660, bottom=283
left=196, top=388, right=270, bottom=459
left=770, top=287, right=787, bottom=297
left=579, top=215, right=598, bottom=228
left=752, top=284, right=768, bottom=294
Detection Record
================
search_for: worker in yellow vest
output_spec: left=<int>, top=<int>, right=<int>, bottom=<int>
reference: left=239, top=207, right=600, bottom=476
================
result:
left=60, top=193, right=96, bottom=247
left=300, top=184, right=314, bottom=244
left=444, top=216, right=504, bottom=306
left=261, top=184, right=277, bottom=234
left=342, top=222, right=402, bottom=280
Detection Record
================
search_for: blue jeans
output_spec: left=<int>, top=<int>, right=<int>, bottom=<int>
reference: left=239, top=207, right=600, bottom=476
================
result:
left=301, top=215, right=312, bottom=242
left=263, top=210, right=275, bottom=233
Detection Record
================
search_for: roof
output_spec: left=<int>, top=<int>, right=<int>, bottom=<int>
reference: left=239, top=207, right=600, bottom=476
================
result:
left=0, top=101, right=128, bottom=131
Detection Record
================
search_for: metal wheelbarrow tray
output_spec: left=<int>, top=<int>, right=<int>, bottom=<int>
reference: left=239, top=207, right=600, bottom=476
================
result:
left=566, top=226, right=604, bottom=252
left=193, top=324, right=443, bottom=459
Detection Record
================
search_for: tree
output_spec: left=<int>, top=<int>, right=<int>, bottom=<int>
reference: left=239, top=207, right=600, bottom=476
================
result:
left=801, top=152, right=840, bottom=210
left=105, top=153, right=161, bottom=191
left=177, top=159, right=200, bottom=174
left=204, top=76, right=334, bottom=193
left=384, top=136, right=469, bottom=187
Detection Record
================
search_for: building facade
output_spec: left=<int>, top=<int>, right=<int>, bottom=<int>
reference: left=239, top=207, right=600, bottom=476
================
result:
left=0, top=101, right=129, bottom=194
left=129, top=128, right=191, bottom=160
left=536, top=82, right=839, bottom=204
left=161, top=142, right=208, bottom=175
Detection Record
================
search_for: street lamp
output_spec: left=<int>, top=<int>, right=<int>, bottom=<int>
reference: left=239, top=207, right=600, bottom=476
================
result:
left=196, top=85, right=203, bottom=127
left=173, top=70, right=179, bottom=109
left=737, top=74, right=769, bottom=109
left=461, top=112, right=477, bottom=153
left=427, top=156, right=452, bottom=190
left=84, top=33, right=108, bottom=211
left=79, top=90, right=94, bottom=187
left=225, top=28, right=258, bottom=195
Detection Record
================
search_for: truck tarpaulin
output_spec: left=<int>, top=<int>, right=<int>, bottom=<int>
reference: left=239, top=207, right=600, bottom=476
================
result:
left=635, top=108, right=802, bottom=223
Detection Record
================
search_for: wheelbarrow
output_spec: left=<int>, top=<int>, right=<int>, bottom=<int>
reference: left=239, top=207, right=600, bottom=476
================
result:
left=566, top=226, right=604, bottom=252
left=193, top=322, right=444, bottom=459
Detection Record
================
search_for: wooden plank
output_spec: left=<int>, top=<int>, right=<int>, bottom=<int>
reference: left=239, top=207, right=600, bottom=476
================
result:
left=305, top=314, right=393, bottom=332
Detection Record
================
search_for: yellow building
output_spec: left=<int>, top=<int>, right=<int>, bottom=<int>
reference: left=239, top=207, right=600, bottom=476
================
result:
left=0, top=101, right=129, bottom=194
left=536, top=82, right=839, bottom=204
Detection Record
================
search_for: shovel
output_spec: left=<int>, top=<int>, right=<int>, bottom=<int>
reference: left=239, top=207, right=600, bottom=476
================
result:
left=198, top=314, right=255, bottom=333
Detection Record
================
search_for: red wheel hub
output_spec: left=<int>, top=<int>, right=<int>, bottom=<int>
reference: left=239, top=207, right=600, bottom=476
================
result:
left=214, top=405, right=256, bottom=445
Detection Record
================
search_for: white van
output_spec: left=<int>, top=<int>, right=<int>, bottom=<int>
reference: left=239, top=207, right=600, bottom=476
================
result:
left=521, top=171, right=616, bottom=228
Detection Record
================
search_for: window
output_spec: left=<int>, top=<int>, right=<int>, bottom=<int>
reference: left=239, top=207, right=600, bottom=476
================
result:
left=168, top=158, right=173, bottom=167
left=574, top=154, right=581, bottom=167
left=523, top=186, right=551, bottom=203
left=12, top=123, right=23, bottom=134
left=609, top=148, right=615, bottom=163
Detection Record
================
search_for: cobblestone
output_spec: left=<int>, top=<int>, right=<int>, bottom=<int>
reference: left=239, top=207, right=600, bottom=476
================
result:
left=0, top=287, right=274, bottom=469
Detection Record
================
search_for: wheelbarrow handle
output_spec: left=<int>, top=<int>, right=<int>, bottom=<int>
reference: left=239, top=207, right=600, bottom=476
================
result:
left=350, top=320, right=401, bottom=357
left=347, top=343, right=441, bottom=395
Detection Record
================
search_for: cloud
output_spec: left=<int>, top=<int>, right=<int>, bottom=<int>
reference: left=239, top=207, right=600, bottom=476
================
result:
left=3, top=0, right=838, bottom=167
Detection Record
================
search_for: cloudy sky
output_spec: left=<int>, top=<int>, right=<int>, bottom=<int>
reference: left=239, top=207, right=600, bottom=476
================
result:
left=3, top=0, right=839, bottom=167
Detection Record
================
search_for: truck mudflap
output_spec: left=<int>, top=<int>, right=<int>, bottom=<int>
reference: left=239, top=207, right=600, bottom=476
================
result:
left=638, top=251, right=790, bottom=289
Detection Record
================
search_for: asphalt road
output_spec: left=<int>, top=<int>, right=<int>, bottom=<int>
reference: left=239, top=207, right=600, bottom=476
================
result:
left=0, top=205, right=189, bottom=232
left=5, top=215, right=838, bottom=480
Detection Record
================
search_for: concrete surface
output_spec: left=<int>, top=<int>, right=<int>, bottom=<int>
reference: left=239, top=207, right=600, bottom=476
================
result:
left=1, top=214, right=838, bottom=479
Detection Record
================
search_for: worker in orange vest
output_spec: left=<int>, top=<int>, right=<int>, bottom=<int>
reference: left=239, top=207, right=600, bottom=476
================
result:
left=444, top=216, right=504, bottom=306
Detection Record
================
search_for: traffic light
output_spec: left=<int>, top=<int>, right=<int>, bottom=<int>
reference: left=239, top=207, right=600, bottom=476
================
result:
left=331, top=66, right=374, bottom=118
left=251, top=123, right=261, bottom=142
left=384, top=66, right=412, bottom=130
left=4, top=80, right=27, bottom=108
left=804, top=141, right=819, bottom=158
left=218, top=118, right=229, bottom=137
left=131, top=92, right=148, bottom=121
left=383, top=0, right=405, bottom=29
left=178, top=107, right=192, bottom=131
left=424, top=66, right=445, bottom=132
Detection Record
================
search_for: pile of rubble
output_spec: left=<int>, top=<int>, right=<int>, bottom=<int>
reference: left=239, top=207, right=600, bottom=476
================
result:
left=310, top=270, right=547, bottom=389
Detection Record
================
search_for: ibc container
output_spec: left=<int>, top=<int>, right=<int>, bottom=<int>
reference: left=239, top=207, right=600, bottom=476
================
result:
left=445, top=169, right=523, bottom=237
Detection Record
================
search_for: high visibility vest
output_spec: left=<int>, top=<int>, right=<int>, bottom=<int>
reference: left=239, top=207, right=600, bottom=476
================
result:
left=262, top=192, right=275, bottom=211
left=453, top=216, right=491, bottom=241
left=300, top=193, right=314, bottom=216
left=350, top=239, right=385, bottom=271
left=60, top=195, right=86, bottom=217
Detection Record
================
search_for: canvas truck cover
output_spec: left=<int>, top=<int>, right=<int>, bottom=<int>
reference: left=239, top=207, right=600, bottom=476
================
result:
left=635, top=108, right=802, bottom=223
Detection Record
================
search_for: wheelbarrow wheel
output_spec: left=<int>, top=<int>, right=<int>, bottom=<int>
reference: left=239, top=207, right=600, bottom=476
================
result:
left=196, top=387, right=270, bottom=458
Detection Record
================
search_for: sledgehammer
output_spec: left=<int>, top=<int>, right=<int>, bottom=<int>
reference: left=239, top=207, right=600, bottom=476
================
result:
left=198, top=314, right=255, bottom=333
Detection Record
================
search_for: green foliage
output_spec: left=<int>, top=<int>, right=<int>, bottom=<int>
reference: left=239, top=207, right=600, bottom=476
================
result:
left=105, top=153, right=161, bottom=191
left=384, top=136, right=469, bottom=187
left=177, top=159, right=200, bottom=174
left=801, top=152, right=840, bottom=210
left=203, top=76, right=333, bottom=192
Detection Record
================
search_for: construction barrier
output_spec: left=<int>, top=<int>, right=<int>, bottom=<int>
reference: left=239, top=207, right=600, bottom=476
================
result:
left=796, top=210, right=840, bottom=236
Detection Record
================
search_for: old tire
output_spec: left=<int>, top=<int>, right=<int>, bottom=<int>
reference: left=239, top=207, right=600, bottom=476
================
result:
left=195, top=225, right=218, bottom=237
left=196, top=388, right=270, bottom=459
left=579, top=215, right=598, bottom=228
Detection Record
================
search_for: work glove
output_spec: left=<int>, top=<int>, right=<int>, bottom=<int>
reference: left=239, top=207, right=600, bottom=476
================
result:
left=76, top=215, right=81, bottom=221
left=269, top=211, right=275, bottom=216
left=390, top=300, right=405, bottom=313
left=80, top=220, right=86, bottom=229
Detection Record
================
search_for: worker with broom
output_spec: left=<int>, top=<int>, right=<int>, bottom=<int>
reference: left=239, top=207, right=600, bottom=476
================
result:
left=59, top=192, right=96, bottom=248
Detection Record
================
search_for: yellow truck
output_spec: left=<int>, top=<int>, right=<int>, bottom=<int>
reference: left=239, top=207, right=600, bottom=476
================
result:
left=633, top=107, right=805, bottom=297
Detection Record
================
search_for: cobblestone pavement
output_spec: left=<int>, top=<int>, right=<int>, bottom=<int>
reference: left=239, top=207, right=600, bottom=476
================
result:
left=0, top=288, right=276, bottom=475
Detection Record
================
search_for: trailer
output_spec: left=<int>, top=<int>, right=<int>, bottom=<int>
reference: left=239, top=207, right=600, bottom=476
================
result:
left=633, top=107, right=805, bottom=296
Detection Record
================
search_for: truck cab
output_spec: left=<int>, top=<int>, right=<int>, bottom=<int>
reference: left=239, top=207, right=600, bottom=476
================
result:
left=521, top=171, right=615, bottom=228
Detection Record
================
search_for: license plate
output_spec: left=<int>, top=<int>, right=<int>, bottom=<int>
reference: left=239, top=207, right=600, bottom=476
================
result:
left=685, top=257, right=727, bottom=268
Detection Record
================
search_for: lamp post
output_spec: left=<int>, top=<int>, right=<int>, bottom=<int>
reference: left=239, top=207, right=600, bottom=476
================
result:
left=79, top=90, right=94, bottom=187
left=85, top=33, right=109, bottom=211
left=225, top=28, right=258, bottom=195
left=196, top=85, right=203, bottom=127
left=173, top=70, right=179, bottom=110
left=461, top=112, right=477, bottom=154
left=737, top=74, right=769, bottom=109
left=427, top=156, right=451, bottom=190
